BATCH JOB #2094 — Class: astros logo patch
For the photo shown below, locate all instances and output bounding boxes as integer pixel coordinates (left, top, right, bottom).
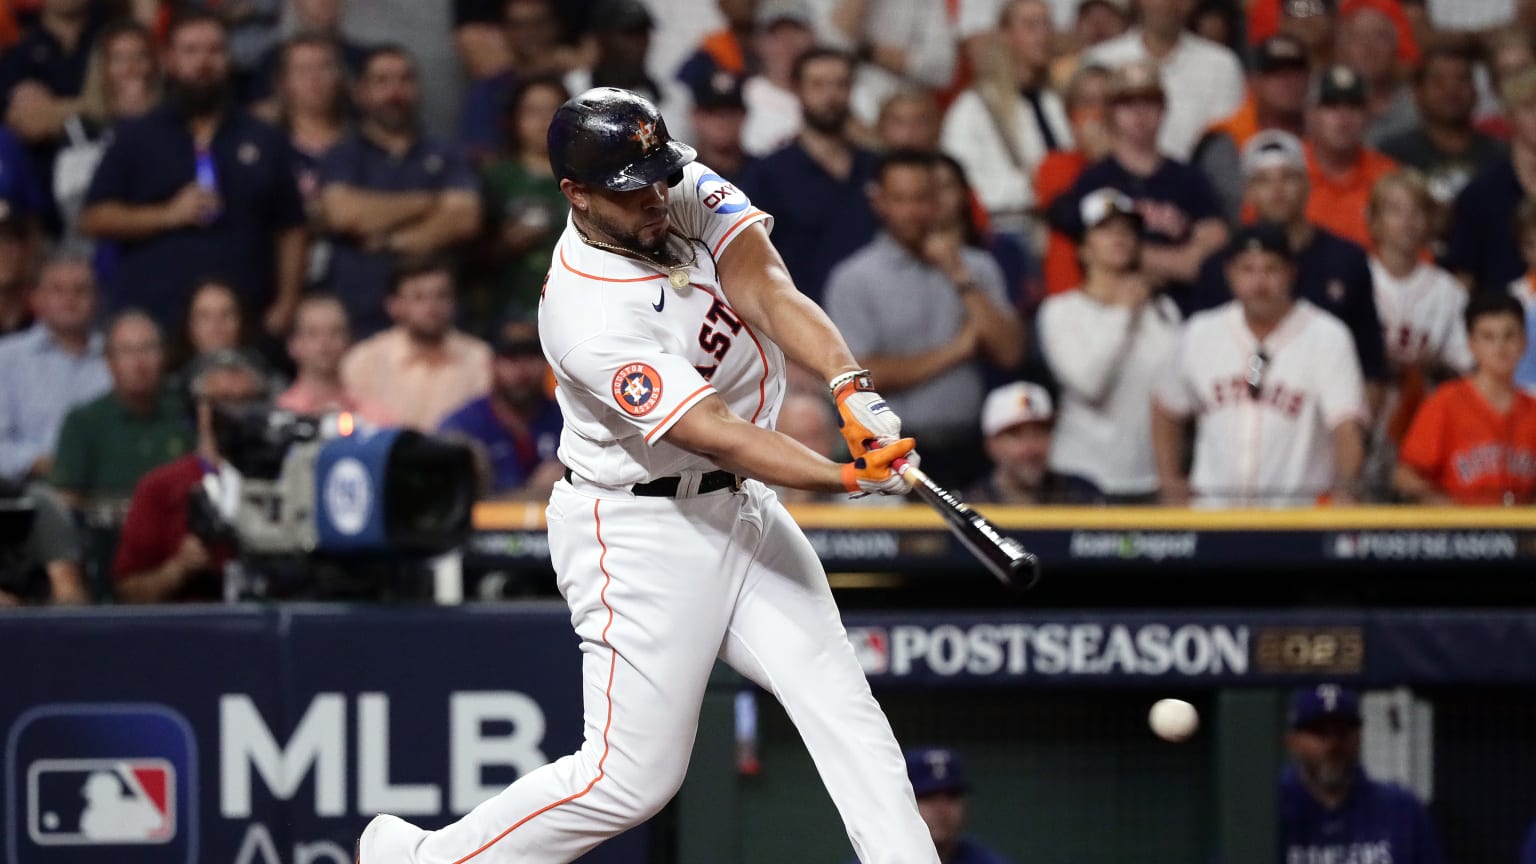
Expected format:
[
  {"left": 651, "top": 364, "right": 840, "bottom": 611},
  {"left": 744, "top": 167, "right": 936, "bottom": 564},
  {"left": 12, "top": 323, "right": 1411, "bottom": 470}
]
[
  {"left": 613, "top": 363, "right": 663, "bottom": 416},
  {"left": 632, "top": 121, "right": 658, "bottom": 153}
]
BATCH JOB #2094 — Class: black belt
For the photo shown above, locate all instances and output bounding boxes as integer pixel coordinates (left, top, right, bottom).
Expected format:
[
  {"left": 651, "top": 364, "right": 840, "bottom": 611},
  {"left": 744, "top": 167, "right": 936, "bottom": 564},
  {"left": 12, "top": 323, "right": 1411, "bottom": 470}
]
[{"left": 563, "top": 467, "right": 743, "bottom": 497}]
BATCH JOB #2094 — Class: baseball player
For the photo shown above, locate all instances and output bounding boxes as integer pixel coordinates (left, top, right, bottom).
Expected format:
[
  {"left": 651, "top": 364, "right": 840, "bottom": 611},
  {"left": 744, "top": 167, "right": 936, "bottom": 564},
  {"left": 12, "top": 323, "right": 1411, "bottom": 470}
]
[
  {"left": 1152, "top": 223, "right": 1368, "bottom": 507},
  {"left": 1280, "top": 685, "right": 1447, "bottom": 864},
  {"left": 357, "top": 89, "right": 939, "bottom": 863}
]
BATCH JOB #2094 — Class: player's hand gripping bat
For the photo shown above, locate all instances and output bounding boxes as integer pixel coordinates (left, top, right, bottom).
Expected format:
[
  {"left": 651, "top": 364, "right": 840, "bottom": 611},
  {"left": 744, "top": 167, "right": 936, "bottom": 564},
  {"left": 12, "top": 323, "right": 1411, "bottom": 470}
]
[{"left": 894, "top": 458, "right": 1041, "bottom": 591}]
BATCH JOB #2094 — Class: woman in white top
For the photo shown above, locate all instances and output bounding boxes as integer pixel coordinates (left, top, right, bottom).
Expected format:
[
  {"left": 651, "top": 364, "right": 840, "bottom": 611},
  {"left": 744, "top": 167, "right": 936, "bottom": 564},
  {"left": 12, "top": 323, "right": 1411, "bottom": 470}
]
[{"left": 1038, "top": 187, "right": 1180, "bottom": 501}]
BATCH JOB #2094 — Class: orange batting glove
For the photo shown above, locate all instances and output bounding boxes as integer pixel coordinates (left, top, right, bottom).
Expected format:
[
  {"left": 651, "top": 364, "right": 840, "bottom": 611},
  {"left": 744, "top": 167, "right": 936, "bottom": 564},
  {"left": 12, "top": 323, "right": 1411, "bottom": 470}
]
[
  {"left": 841, "top": 437, "right": 918, "bottom": 496},
  {"left": 831, "top": 369, "right": 902, "bottom": 458}
]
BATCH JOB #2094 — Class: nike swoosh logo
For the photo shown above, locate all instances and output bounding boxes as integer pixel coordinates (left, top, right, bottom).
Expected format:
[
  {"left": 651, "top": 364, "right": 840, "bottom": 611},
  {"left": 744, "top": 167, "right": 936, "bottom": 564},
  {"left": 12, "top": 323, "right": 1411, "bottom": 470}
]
[{"left": 652, "top": 286, "right": 665, "bottom": 312}]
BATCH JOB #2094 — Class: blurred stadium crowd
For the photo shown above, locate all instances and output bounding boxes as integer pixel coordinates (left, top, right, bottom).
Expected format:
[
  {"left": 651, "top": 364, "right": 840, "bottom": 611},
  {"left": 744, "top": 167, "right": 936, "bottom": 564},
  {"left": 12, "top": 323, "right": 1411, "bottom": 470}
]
[{"left": 2, "top": 0, "right": 1536, "bottom": 604}]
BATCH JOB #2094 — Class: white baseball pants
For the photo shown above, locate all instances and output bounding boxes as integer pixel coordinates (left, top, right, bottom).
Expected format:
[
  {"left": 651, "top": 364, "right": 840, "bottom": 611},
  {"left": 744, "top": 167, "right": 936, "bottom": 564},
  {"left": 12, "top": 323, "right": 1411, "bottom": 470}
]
[{"left": 411, "top": 477, "right": 938, "bottom": 864}]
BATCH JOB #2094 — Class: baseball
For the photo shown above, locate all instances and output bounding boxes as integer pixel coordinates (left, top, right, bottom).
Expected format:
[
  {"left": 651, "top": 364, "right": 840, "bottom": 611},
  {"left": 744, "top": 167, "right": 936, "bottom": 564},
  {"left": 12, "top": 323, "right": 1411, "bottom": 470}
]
[{"left": 1149, "top": 698, "right": 1199, "bottom": 742}]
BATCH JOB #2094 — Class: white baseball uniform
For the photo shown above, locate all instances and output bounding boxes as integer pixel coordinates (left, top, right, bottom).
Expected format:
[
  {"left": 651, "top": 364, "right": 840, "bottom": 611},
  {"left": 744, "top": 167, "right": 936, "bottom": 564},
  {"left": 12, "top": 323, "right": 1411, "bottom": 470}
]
[
  {"left": 1155, "top": 299, "right": 1368, "bottom": 506},
  {"left": 1369, "top": 258, "right": 1473, "bottom": 374},
  {"left": 402, "top": 162, "right": 938, "bottom": 863}
]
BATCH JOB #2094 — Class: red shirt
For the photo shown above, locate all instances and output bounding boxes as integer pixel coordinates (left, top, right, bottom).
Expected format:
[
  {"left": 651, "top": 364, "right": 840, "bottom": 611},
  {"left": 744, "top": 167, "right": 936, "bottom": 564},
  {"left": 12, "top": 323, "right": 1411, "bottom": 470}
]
[
  {"left": 1399, "top": 379, "right": 1536, "bottom": 505},
  {"left": 112, "top": 454, "right": 229, "bottom": 601}
]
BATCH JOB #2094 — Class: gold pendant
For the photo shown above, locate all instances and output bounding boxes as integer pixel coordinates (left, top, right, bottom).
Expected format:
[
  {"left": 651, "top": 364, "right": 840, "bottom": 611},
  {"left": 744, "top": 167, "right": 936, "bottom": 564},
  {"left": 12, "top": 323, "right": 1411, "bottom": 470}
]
[{"left": 668, "top": 269, "right": 689, "bottom": 289}]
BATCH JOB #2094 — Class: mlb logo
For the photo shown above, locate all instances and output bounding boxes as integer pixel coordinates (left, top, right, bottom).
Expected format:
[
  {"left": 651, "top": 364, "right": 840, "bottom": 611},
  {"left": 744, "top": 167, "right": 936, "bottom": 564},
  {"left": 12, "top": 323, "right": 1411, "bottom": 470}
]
[
  {"left": 28, "top": 759, "right": 176, "bottom": 845},
  {"left": 6, "top": 703, "right": 197, "bottom": 864},
  {"left": 846, "top": 627, "right": 890, "bottom": 676}
]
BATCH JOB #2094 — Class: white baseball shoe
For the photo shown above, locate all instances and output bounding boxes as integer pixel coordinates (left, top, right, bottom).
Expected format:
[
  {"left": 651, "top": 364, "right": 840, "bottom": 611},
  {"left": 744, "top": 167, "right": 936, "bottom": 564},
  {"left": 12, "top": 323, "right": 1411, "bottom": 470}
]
[{"left": 356, "top": 814, "right": 427, "bottom": 863}]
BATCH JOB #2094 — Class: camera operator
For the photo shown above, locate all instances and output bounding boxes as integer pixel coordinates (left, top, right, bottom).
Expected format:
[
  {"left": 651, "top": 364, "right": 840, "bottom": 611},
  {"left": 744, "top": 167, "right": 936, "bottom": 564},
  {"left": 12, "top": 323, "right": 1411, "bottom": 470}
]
[
  {"left": 0, "top": 481, "right": 89, "bottom": 606},
  {"left": 112, "top": 350, "right": 266, "bottom": 603}
]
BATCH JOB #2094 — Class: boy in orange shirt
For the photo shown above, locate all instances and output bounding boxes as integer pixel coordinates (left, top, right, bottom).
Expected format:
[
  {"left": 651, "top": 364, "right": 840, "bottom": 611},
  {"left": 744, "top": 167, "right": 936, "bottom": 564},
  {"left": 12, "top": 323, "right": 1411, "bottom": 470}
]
[{"left": 1396, "top": 293, "right": 1536, "bottom": 505}]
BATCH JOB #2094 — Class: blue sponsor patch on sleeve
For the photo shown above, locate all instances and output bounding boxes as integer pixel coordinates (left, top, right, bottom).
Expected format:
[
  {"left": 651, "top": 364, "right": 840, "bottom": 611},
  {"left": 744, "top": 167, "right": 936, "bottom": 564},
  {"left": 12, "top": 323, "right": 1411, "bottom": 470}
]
[{"left": 695, "top": 172, "right": 749, "bottom": 214}]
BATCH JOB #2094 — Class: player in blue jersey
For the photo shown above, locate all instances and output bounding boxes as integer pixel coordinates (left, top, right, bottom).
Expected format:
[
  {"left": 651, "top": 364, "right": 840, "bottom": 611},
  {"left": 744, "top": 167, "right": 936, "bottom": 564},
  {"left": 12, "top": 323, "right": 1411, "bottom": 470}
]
[{"left": 1280, "top": 684, "right": 1447, "bottom": 864}]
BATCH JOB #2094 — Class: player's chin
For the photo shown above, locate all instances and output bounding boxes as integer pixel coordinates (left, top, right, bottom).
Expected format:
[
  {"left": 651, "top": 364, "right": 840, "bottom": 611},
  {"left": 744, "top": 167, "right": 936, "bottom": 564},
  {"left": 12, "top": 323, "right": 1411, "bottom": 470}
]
[{"left": 637, "top": 216, "right": 669, "bottom": 243}]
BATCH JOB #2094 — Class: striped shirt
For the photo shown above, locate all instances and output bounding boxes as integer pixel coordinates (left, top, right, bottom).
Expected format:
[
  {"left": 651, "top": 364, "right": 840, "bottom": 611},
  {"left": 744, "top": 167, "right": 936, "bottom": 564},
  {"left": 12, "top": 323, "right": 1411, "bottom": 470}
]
[{"left": 0, "top": 324, "right": 110, "bottom": 481}]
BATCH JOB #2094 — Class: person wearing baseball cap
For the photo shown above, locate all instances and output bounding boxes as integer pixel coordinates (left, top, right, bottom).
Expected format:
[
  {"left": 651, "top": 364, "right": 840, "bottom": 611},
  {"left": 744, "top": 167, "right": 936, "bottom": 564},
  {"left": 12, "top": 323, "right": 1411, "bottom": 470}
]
[
  {"left": 1197, "top": 34, "right": 1312, "bottom": 221},
  {"left": 964, "top": 381, "right": 1061, "bottom": 504},
  {"left": 1304, "top": 64, "right": 1399, "bottom": 248},
  {"left": 1188, "top": 130, "right": 1390, "bottom": 392},
  {"left": 853, "top": 747, "right": 1011, "bottom": 864},
  {"left": 1154, "top": 219, "right": 1369, "bottom": 506},
  {"left": 1334, "top": 0, "right": 1419, "bottom": 145},
  {"left": 1048, "top": 59, "right": 1228, "bottom": 302},
  {"left": 1079, "top": 0, "right": 1246, "bottom": 162},
  {"left": 437, "top": 320, "right": 564, "bottom": 499},
  {"left": 1040, "top": 189, "right": 1181, "bottom": 503},
  {"left": 1281, "top": 684, "right": 1447, "bottom": 864},
  {"left": 688, "top": 71, "right": 754, "bottom": 183}
]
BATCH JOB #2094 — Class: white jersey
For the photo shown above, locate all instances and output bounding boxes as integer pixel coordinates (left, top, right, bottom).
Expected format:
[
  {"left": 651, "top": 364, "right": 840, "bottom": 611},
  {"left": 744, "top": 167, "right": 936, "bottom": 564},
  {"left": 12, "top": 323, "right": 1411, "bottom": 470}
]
[
  {"left": 539, "top": 161, "right": 782, "bottom": 487},
  {"left": 1370, "top": 258, "right": 1473, "bottom": 373},
  {"left": 1155, "top": 299, "right": 1368, "bottom": 506}
]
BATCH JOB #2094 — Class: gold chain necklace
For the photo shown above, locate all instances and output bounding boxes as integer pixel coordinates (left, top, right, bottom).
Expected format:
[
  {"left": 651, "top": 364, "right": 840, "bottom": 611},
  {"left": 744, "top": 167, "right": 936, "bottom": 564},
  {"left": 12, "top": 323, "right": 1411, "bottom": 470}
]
[{"left": 574, "top": 223, "right": 696, "bottom": 288}]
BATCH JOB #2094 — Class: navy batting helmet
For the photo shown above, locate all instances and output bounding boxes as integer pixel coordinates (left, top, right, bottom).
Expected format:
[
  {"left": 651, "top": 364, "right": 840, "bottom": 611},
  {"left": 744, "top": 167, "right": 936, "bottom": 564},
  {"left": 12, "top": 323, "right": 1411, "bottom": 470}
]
[{"left": 548, "top": 88, "right": 696, "bottom": 192}]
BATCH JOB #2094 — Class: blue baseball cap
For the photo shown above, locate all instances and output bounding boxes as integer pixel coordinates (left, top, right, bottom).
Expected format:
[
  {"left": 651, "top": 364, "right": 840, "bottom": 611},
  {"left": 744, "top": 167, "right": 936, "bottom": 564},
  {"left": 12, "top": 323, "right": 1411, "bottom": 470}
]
[
  {"left": 1289, "top": 684, "right": 1362, "bottom": 730},
  {"left": 906, "top": 747, "right": 969, "bottom": 797}
]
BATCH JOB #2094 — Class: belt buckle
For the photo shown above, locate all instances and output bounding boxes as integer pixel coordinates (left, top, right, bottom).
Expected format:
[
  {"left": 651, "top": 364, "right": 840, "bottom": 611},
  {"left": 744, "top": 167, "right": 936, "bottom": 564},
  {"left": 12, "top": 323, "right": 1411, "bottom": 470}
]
[{"left": 731, "top": 474, "right": 744, "bottom": 492}]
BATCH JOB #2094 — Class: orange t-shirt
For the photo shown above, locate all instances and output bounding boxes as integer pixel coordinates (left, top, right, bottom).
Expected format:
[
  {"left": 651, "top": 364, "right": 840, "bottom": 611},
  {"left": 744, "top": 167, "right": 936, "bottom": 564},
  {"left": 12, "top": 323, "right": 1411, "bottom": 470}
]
[
  {"left": 1248, "top": 0, "right": 1419, "bottom": 64},
  {"left": 1034, "top": 150, "right": 1087, "bottom": 296},
  {"left": 1398, "top": 378, "right": 1536, "bottom": 505},
  {"left": 1305, "top": 145, "right": 1397, "bottom": 250}
]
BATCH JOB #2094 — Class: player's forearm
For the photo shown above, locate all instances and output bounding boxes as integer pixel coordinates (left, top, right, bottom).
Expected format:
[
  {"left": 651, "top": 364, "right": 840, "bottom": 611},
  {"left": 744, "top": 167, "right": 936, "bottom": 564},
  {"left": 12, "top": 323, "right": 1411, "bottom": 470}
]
[
  {"left": 716, "top": 225, "right": 859, "bottom": 383},
  {"left": 666, "top": 396, "right": 849, "bottom": 494},
  {"left": 79, "top": 201, "right": 179, "bottom": 240}
]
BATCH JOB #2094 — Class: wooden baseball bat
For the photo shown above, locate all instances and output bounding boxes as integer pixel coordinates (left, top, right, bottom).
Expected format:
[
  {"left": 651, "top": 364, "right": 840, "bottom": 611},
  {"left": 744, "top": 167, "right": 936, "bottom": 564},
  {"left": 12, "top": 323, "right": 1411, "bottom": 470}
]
[{"left": 894, "top": 457, "right": 1041, "bottom": 591}]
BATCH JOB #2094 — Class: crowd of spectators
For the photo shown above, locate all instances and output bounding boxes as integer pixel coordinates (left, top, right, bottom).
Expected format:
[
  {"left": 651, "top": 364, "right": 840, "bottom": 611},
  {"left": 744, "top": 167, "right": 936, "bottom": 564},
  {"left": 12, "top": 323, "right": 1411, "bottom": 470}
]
[{"left": 3, "top": 0, "right": 1536, "bottom": 604}]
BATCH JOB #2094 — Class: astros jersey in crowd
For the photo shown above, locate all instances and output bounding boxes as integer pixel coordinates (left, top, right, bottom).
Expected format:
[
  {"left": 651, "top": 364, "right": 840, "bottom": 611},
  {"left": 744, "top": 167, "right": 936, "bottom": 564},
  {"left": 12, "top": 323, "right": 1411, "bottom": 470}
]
[
  {"left": 1155, "top": 299, "right": 1367, "bottom": 505},
  {"left": 540, "top": 161, "right": 781, "bottom": 486},
  {"left": 1397, "top": 379, "right": 1536, "bottom": 504}
]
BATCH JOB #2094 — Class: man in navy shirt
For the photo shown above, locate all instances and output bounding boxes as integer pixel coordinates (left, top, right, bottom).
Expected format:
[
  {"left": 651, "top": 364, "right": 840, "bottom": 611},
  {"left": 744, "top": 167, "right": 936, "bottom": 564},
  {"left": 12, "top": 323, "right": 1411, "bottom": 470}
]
[
  {"left": 0, "top": 0, "right": 99, "bottom": 186},
  {"left": 1190, "top": 131, "right": 1390, "bottom": 393},
  {"left": 1049, "top": 60, "right": 1229, "bottom": 301},
  {"left": 1281, "top": 684, "right": 1447, "bottom": 864},
  {"left": 80, "top": 11, "right": 307, "bottom": 336},
  {"left": 437, "top": 321, "right": 563, "bottom": 500},
  {"left": 316, "top": 45, "right": 480, "bottom": 338},
  {"left": 854, "top": 747, "right": 1011, "bottom": 864},
  {"left": 1445, "top": 65, "right": 1536, "bottom": 294},
  {"left": 739, "top": 48, "right": 879, "bottom": 307},
  {"left": 456, "top": 0, "right": 567, "bottom": 161}
]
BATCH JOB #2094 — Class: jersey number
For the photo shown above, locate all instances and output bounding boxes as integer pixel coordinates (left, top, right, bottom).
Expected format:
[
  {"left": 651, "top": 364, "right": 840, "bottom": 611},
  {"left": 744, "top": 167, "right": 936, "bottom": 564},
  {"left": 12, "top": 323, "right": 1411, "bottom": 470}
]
[{"left": 695, "top": 300, "right": 743, "bottom": 380}]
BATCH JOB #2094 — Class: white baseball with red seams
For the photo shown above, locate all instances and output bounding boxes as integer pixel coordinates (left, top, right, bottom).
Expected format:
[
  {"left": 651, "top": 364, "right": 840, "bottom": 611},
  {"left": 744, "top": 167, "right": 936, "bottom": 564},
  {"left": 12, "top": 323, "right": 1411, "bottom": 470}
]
[{"left": 356, "top": 161, "right": 939, "bottom": 863}]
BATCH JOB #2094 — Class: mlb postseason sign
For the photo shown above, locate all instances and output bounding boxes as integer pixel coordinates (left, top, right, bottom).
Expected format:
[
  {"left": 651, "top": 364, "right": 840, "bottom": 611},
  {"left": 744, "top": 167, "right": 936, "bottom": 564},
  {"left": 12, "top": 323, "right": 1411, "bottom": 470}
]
[
  {"left": 840, "top": 611, "right": 1536, "bottom": 686},
  {"left": 0, "top": 605, "right": 645, "bottom": 864}
]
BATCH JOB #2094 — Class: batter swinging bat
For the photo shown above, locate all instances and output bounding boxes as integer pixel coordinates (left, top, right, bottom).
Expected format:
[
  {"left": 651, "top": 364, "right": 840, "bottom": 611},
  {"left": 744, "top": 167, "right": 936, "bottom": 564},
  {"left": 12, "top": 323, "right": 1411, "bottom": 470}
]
[{"left": 894, "top": 458, "right": 1041, "bottom": 591}]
